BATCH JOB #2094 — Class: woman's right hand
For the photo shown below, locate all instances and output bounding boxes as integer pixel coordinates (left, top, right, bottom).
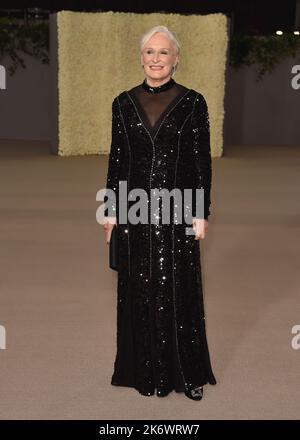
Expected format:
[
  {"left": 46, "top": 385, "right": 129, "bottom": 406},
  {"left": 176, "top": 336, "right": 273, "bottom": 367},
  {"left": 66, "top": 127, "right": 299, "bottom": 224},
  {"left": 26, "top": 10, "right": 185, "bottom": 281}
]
[{"left": 103, "top": 217, "right": 117, "bottom": 244}]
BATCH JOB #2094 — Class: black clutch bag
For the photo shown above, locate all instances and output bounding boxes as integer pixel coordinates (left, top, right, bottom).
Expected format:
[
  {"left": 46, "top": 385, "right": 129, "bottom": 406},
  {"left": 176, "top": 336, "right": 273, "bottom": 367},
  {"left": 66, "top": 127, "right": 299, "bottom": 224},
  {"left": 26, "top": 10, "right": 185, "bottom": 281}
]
[{"left": 109, "top": 225, "right": 118, "bottom": 271}]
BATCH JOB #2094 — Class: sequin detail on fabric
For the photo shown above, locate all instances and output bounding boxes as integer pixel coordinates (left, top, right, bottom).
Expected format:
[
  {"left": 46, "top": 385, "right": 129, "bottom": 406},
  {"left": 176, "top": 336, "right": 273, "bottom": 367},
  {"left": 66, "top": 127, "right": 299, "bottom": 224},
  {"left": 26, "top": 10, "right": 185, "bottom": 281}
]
[{"left": 105, "top": 82, "right": 216, "bottom": 399}]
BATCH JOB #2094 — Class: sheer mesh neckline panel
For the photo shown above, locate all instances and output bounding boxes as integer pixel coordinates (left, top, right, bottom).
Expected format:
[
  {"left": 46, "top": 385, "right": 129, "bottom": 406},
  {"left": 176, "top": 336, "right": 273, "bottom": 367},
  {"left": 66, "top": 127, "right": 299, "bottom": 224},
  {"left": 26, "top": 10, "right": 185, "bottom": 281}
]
[{"left": 129, "top": 82, "right": 189, "bottom": 133}]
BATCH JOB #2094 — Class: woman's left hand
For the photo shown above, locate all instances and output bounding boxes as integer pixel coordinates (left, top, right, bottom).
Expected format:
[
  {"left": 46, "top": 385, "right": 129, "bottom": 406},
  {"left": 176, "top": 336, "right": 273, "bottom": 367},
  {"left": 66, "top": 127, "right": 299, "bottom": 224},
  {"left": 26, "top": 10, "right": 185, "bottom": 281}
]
[{"left": 192, "top": 218, "right": 209, "bottom": 240}]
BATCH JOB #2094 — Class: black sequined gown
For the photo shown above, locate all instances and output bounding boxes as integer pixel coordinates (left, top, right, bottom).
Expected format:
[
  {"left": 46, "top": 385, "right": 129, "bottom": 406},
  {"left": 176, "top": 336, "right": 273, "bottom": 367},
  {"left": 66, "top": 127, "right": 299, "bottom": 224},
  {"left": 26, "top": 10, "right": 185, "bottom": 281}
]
[{"left": 105, "top": 77, "right": 217, "bottom": 397}]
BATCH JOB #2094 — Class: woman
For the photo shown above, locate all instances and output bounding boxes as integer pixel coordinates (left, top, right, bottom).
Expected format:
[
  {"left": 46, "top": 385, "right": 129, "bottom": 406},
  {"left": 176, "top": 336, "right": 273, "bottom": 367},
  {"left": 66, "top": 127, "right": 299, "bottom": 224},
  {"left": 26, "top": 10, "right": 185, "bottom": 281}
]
[{"left": 103, "top": 25, "right": 216, "bottom": 400}]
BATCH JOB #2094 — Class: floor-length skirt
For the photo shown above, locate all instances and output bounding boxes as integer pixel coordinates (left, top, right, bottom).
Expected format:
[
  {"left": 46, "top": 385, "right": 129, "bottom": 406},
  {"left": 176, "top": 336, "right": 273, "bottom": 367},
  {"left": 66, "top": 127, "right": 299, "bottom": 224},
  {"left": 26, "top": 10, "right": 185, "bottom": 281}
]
[{"left": 110, "top": 220, "right": 216, "bottom": 397}]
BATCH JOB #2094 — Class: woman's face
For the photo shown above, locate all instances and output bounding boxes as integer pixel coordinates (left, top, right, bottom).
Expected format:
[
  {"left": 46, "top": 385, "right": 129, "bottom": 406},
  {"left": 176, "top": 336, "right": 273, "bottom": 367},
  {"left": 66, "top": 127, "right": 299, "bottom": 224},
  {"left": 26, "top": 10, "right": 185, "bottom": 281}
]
[{"left": 141, "top": 32, "right": 179, "bottom": 82}]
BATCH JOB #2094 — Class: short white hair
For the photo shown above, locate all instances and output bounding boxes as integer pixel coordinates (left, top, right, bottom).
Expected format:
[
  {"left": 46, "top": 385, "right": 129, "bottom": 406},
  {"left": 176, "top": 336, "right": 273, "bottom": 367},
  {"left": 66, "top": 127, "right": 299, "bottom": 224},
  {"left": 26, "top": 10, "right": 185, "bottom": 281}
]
[{"left": 139, "top": 25, "right": 180, "bottom": 55}]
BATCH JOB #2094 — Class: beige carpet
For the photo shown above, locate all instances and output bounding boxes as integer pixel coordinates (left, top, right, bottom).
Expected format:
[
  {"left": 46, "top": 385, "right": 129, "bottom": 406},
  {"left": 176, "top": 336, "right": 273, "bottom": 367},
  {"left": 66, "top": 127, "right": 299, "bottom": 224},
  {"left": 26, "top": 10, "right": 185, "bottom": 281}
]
[{"left": 0, "top": 139, "right": 299, "bottom": 420}]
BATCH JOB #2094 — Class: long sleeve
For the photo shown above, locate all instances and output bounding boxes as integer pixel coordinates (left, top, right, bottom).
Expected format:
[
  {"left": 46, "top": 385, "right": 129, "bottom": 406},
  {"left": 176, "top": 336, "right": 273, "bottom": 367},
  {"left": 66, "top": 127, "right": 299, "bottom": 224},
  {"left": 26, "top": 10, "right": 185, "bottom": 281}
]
[
  {"left": 190, "top": 93, "right": 212, "bottom": 220},
  {"left": 104, "top": 96, "right": 125, "bottom": 220}
]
